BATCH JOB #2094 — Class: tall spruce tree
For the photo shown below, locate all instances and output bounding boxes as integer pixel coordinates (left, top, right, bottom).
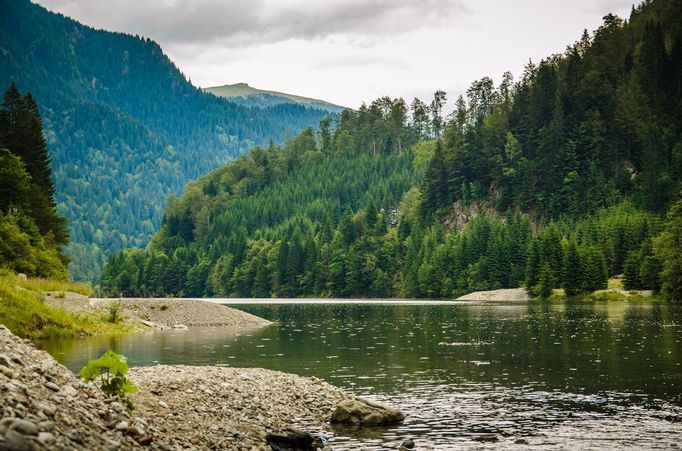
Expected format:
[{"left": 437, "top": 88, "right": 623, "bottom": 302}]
[{"left": 0, "top": 83, "right": 68, "bottom": 247}]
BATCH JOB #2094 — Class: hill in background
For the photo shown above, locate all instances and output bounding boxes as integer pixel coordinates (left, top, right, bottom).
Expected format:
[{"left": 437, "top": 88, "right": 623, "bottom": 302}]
[
  {"left": 205, "top": 83, "right": 346, "bottom": 113},
  {"left": 0, "top": 0, "right": 333, "bottom": 280}
]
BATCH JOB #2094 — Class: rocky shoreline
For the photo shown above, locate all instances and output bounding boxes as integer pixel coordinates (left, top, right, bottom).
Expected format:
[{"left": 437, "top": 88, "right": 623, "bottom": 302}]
[
  {"left": 128, "top": 365, "right": 350, "bottom": 450},
  {"left": 0, "top": 324, "right": 403, "bottom": 450}
]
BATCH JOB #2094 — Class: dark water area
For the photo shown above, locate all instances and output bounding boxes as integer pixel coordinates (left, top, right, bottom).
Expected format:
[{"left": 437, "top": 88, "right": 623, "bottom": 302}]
[{"left": 41, "top": 300, "right": 682, "bottom": 449}]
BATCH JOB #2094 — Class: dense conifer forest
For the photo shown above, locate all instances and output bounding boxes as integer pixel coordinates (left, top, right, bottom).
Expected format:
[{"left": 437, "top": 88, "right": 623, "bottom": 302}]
[
  {"left": 100, "top": 0, "right": 682, "bottom": 300},
  {"left": 0, "top": 84, "right": 69, "bottom": 279},
  {"left": 0, "top": 0, "right": 331, "bottom": 280}
]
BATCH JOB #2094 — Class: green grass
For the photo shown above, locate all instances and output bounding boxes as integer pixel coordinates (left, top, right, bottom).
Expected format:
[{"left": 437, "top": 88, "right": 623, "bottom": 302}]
[
  {"left": 0, "top": 273, "right": 128, "bottom": 340},
  {"left": 589, "top": 291, "right": 662, "bottom": 302},
  {"left": 1, "top": 271, "right": 92, "bottom": 296},
  {"left": 607, "top": 276, "right": 624, "bottom": 290}
]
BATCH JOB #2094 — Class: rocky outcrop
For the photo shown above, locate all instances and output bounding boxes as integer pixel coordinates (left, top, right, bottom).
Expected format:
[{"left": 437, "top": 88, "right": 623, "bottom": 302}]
[{"left": 330, "top": 398, "right": 404, "bottom": 427}]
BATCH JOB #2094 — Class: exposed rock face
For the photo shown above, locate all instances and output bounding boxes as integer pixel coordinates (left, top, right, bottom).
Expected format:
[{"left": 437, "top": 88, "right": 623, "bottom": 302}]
[{"left": 330, "top": 398, "right": 404, "bottom": 427}]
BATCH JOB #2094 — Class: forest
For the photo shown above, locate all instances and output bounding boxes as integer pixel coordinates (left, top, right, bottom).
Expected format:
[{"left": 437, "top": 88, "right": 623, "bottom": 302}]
[
  {"left": 0, "top": 0, "right": 330, "bottom": 281},
  {"left": 0, "top": 83, "right": 69, "bottom": 279},
  {"left": 100, "top": 0, "right": 682, "bottom": 300}
]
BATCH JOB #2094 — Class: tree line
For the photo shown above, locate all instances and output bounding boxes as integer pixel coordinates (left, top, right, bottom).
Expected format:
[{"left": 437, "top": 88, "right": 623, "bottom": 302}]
[{"left": 101, "top": 0, "right": 682, "bottom": 300}]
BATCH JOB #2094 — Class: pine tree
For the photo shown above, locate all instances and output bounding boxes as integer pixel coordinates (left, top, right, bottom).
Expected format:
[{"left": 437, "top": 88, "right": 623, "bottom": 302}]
[{"left": 0, "top": 84, "right": 68, "bottom": 246}]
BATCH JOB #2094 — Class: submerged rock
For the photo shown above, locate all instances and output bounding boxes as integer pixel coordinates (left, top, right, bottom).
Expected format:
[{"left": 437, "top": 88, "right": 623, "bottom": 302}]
[{"left": 330, "top": 398, "right": 404, "bottom": 427}]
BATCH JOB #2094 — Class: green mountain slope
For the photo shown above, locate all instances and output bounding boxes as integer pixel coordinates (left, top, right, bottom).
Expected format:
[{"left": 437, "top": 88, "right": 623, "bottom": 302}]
[
  {"left": 0, "top": 0, "right": 332, "bottom": 281},
  {"left": 102, "top": 0, "right": 682, "bottom": 300},
  {"left": 205, "top": 83, "right": 346, "bottom": 113}
]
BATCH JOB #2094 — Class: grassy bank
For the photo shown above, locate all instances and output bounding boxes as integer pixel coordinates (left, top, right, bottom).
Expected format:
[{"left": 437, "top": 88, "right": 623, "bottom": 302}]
[
  {"left": 547, "top": 277, "right": 663, "bottom": 302},
  {"left": 0, "top": 271, "right": 130, "bottom": 340}
]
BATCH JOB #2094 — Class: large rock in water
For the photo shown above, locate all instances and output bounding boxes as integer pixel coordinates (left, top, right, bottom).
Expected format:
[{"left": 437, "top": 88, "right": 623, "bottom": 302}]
[
  {"left": 265, "top": 428, "right": 315, "bottom": 451},
  {"left": 330, "top": 398, "right": 404, "bottom": 427}
]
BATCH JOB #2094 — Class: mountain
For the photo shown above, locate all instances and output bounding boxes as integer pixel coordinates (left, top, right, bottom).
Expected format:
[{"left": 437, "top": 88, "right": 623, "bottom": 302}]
[
  {"left": 101, "top": 0, "right": 682, "bottom": 300},
  {"left": 0, "top": 0, "right": 333, "bottom": 281},
  {"left": 205, "top": 83, "right": 346, "bottom": 113}
]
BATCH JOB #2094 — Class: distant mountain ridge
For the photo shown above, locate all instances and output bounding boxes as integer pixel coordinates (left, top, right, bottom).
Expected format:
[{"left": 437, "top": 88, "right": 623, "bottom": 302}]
[
  {"left": 205, "top": 83, "right": 346, "bottom": 113},
  {"left": 0, "top": 0, "right": 331, "bottom": 280}
]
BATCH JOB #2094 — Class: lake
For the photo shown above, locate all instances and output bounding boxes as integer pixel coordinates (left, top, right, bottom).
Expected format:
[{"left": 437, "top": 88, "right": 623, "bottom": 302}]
[{"left": 41, "top": 300, "right": 682, "bottom": 449}]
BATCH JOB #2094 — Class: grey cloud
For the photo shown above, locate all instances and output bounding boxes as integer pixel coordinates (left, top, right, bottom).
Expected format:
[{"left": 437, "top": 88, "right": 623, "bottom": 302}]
[{"left": 37, "top": 0, "right": 469, "bottom": 47}]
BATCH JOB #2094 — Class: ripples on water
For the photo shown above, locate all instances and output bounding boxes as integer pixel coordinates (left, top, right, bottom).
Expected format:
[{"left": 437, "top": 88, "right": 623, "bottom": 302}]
[{"left": 41, "top": 301, "right": 682, "bottom": 449}]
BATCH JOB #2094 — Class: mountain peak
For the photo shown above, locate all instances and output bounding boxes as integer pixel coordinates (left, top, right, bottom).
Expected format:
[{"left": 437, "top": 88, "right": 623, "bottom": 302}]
[{"left": 204, "top": 83, "right": 346, "bottom": 113}]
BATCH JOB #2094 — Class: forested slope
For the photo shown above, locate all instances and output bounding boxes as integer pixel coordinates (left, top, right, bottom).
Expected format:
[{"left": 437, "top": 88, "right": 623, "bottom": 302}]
[
  {"left": 101, "top": 0, "right": 682, "bottom": 300},
  {"left": 0, "top": 0, "right": 331, "bottom": 280}
]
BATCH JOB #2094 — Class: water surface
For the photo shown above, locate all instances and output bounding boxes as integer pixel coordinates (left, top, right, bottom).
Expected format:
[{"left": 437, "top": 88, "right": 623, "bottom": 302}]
[{"left": 42, "top": 300, "right": 682, "bottom": 449}]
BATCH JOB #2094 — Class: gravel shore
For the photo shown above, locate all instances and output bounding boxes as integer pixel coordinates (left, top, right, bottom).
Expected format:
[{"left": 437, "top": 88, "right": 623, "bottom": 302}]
[
  {"left": 103, "top": 298, "right": 273, "bottom": 328},
  {"left": 129, "top": 365, "right": 350, "bottom": 450},
  {"left": 0, "top": 325, "right": 353, "bottom": 450},
  {"left": 456, "top": 288, "right": 531, "bottom": 301},
  {"left": 48, "top": 295, "right": 274, "bottom": 329}
]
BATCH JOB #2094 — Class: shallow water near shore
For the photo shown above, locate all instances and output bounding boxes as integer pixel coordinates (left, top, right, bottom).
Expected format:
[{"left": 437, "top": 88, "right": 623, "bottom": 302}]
[{"left": 41, "top": 300, "right": 682, "bottom": 449}]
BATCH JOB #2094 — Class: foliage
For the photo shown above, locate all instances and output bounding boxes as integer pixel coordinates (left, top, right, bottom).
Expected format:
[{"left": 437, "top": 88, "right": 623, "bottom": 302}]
[
  {"left": 0, "top": 0, "right": 331, "bottom": 280},
  {"left": 420, "top": 2, "right": 682, "bottom": 219},
  {"left": 5, "top": 271, "right": 92, "bottom": 296},
  {"left": 102, "top": 0, "right": 682, "bottom": 301},
  {"left": 654, "top": 193, "right": 682, "bottom": 300},
  {"left": 79, "top": 350, "right": 137, "bottom": 411},
  {"left": 0, "top": 83, "right": 70, "bottom": 279},
  {"left": 0, "top": 272, "right": 123, "bottom": 340},
  {"left": 106, "top": 300, "right": 124, "bottom": 324}
]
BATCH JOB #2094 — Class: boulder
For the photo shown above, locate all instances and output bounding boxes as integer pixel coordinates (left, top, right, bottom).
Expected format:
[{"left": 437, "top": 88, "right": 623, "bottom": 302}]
[
  {"left": 330, "top": 398, "right": 404, "bottom": 427},
  {"left": 265, "top": 428, "right": 315, "bottom": 451}
]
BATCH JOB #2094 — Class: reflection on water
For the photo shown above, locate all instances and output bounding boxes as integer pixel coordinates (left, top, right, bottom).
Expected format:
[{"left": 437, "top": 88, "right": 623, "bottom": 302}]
[{"left": 40, "top": 300, "right": 682, "bottom": 449}]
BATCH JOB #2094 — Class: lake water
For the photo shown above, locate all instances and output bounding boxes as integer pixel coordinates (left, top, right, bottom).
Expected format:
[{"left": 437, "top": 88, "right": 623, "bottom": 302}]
[{"left": 42, "top": 300, "right": 682, "bottom": 449}]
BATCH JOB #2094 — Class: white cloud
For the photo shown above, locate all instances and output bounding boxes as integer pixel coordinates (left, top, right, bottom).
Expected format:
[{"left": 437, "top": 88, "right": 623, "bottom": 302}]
[
  {"left": 34, "top": 0, "right": 634, "bottom": 109},
  {"left": 37, "top": 0, "right": 469, "bottom": 47}
]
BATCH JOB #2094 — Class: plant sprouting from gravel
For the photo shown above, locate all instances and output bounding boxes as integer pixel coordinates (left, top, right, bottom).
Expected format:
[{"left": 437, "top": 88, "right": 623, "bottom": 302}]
[
  {"left": 80, "top": 350, "right": 137, "bottom": 411},
  {"left": 106, "top": 299, "right": 123, "bottom": 323}
]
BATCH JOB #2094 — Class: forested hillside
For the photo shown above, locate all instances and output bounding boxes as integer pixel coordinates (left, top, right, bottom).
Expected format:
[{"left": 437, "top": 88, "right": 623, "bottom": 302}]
[
  {"left": 101, "top": 0, "right": 682, "bottom": 300},
  {"left": 0, "top": 0, "right": 331, "bottom": 280},
  {"left": 0, "top": 84, "right": 69, "bottom": 279}
]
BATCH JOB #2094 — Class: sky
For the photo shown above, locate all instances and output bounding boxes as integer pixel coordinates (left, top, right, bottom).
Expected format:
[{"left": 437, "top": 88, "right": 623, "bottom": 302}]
[{"left": 35, "top": 0, "right": 634, "bottom": 109}]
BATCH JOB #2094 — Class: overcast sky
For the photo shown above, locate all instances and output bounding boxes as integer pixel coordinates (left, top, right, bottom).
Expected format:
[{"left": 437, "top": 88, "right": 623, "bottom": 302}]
[{"left": 35, "top": 0, "right": 634, "bottom": 109}]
